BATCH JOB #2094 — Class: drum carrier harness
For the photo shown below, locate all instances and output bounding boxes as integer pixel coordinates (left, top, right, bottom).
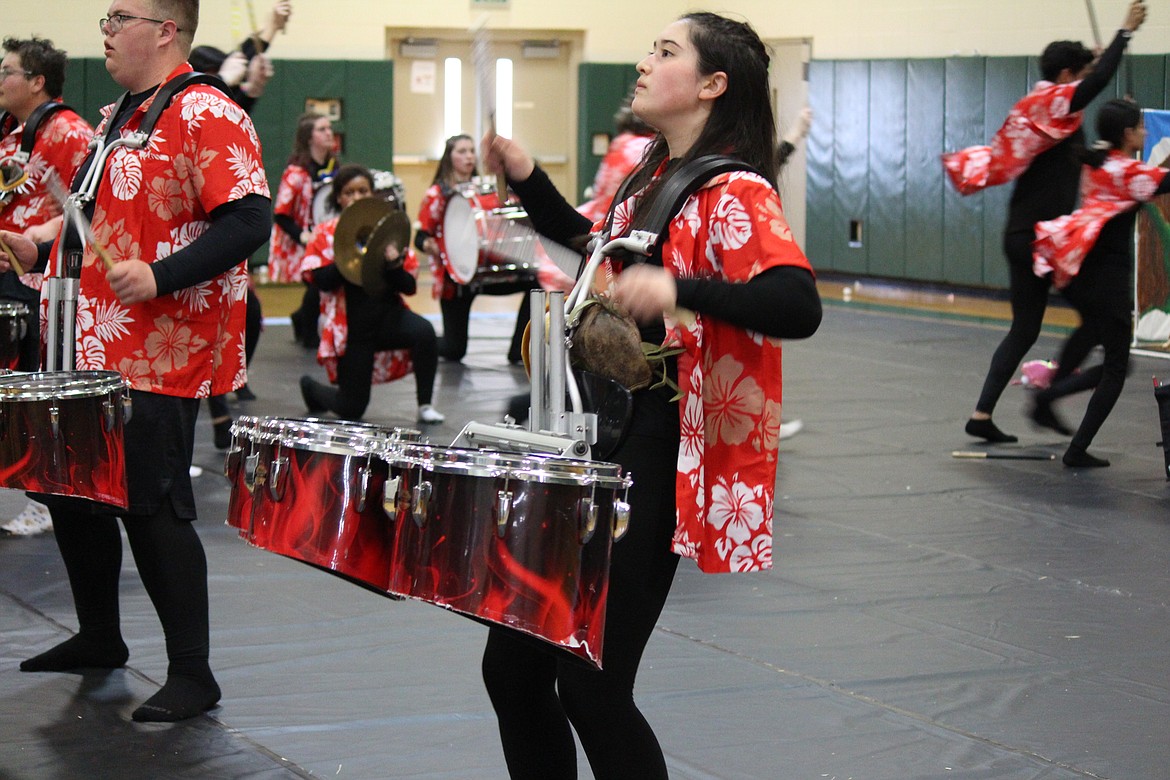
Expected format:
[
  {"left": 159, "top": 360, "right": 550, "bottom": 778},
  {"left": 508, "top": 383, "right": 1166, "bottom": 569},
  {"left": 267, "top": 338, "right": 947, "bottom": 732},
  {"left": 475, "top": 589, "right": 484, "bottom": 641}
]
[
  {"left": 0, "top": 101, "right": 74, "bottom": 208},
  {"left": 44, "top": 72, "right": 231, "bottom": 372}
]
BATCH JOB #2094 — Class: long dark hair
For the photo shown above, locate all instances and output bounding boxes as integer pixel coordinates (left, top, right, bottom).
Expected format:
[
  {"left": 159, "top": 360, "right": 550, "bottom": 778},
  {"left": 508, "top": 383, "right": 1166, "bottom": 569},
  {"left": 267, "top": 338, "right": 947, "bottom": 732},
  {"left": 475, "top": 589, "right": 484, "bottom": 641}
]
[
  {"left": 328, "top": 163, "right": 374, "bottom": 212},
  {"left": 287, "top": 112, "right": 331, "bottom": 169},
  {"left": 431, "top": 134, "right": 478, "bottom": 189},
  {"left": 1081, "top": 99, "right": 1142, "bottom": 168},
  {"left": 623, "top": 12, "right": 778, "bottom": 228}
]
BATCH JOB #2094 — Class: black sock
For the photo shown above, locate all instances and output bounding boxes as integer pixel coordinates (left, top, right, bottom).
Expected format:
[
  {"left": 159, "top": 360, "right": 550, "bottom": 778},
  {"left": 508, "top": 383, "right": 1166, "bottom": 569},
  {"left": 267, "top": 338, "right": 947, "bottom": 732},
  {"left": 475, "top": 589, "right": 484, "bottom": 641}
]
[
  {"left": 131, "top": 671, "right": 221, "bottom": 722},
  {"left": 1030, "top": 399, "right": 1073, "bottom": 435},
  {"left": 21, "top": 632, "right": 129, "bottom": 672},
  {"left": 1063, "top": 447, "right": 1110, "bottom": 468},
  {"left": 965, "top": 417, "right": 1018, "bottom": 443}
]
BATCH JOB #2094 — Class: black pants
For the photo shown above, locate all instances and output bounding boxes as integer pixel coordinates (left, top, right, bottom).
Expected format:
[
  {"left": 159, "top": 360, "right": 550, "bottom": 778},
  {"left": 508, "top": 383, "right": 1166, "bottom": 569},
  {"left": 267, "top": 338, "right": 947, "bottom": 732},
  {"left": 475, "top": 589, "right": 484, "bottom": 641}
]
[
  {"left": 331, "top": 306, "right": 438, "bottom": 420},
  {"left": 975, "top": 231, "right": 1054, "bottom": 414},
  {"left": 481, "top": 388, "right": 680, "bottom": 780},
  {"left": 438, "top": 279, "right": 535, "bottom": 362},
  {"left": 1038, "top": 254, "right": 1133, "bottom": 451}
]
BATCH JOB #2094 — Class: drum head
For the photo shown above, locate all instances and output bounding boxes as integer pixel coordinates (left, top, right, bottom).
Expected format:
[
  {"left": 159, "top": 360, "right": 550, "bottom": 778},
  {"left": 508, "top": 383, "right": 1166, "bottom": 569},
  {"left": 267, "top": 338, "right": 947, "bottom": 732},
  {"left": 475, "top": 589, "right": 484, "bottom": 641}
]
[
  {"left": 442, "top": 193, "right": 481, "bottom": 285},
  {"left": 312, "top": 182, "right": 337, "bottom": 227}
]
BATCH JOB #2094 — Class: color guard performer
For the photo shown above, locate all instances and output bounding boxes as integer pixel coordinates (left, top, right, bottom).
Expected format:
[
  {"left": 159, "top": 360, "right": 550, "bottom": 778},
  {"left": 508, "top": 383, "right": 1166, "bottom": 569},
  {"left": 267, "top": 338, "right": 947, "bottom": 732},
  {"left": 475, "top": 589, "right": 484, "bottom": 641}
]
[{"left": 947, "top": 0, "right": 1146, "bottom": 444}]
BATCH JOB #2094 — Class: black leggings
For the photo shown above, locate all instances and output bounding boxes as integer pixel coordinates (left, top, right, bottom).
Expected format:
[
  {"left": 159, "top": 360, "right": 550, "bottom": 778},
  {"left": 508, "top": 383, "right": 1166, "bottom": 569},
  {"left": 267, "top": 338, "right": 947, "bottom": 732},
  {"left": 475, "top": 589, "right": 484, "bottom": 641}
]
[
  {"left": 482, "top": 397, "right": 681, "bottom": 780},
  {"left": 975, "top": 232, "right": 1054, "bottom": 414},
  {"left": 332, "top": 306, "right": 438, "bottom": 419},
  {"left": 1038, "top": 255, "right": 1132, "bottom": 451},
  {"left": 438, "top": 280, "right": 534, "bottom": 362},
  {"left": 207, "top": 288, "right": 263, "bottom": 419},
  {"left": 47, "top": 497, "right": 211, "bottom": 676}
]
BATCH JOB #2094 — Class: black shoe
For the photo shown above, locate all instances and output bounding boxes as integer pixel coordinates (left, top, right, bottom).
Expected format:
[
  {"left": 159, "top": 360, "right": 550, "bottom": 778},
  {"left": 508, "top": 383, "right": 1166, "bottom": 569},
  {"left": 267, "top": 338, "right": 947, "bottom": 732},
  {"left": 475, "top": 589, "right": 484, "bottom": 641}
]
[
  {"left": 1030, "top": 399, "right": 1073, "bottom": 436},
  {"left": 299, "top": 375, "right": 327, "bottom": 414},
  {"left": 965, "top": 417, "right": 1018, "bottom": 443},
  {"left": 234, "top": 384, "right": 256, "bottom": 401},
  {"left": 1063, "top": 447, "right": 1110, "bottom": 468}
]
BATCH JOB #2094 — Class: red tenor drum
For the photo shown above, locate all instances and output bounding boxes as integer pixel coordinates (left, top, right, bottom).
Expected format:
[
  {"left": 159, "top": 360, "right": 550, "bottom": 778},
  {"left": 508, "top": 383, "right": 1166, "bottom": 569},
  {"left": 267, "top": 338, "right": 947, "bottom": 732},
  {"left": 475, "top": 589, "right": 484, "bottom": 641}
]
[
  {"left": 385, "top": 445, "right": 631, "bottom": 669},
  {"left": 0, "top": 370, "right": 131, "bottom": 508},
  {"left": 442, "top": 181, "right": 541, "bottom": 288},
  {"left": 0, "top": 302, "right": 29, "bottom": 371},
  {"left": 225, "top": 416, "right": 421, "bottom": 594}
]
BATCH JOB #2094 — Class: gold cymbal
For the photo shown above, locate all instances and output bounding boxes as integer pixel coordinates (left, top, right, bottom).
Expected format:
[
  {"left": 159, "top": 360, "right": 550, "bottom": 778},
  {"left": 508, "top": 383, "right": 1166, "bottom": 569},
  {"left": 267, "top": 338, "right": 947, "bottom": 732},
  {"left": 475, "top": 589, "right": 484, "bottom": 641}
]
[
  {"left": 362, "top": 210, "right": 412, "bottom": 297},
  {"left": 333, "top": 198, "right": 401, "bottom": 288}
]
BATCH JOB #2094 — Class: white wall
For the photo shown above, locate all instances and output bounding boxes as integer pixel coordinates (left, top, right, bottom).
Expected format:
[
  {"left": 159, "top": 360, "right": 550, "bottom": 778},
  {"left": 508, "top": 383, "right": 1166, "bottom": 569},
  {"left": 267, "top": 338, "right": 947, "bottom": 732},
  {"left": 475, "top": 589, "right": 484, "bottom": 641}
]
[{"left": 10, "top": 0, "right": 1168, "bottom": 62}]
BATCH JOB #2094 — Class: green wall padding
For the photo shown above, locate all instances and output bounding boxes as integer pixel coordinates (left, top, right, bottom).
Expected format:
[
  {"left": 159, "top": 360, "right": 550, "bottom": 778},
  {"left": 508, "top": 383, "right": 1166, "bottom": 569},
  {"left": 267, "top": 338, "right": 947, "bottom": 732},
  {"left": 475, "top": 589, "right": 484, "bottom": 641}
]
[
  {"left": 577, "top": 62, "right": 639, "bottom": 206},
  {"left": 809, "top": 53, "right": 1170, "bottom": 290}
]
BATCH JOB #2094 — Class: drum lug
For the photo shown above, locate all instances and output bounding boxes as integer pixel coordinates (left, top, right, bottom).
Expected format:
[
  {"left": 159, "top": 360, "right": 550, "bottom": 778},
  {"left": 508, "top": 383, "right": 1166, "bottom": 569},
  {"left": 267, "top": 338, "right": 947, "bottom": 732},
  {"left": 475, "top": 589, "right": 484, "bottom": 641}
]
[
  {"left": 382, "top": 475, "right": 401, "bottom": 518},
  {"left": 50, "top": 403, "right": 60, "bottom": 439},
  {"left": 122, "top": 394, "right": 133, "bottom": 424},
  {"left": 355, "top": 463, "right": 371, "bottom": 513},
  {"left": 102, "top": 396, "right": 116, "bottom": 432},
  {"left": 244, "top": 452, "right": 259, "bottom": 493},
  {"left": 495, "top": 490, "right": 513, "bottom": 538},
  {"left": 578, "top": 497, "right": 598, "bottom": 545},
  {"left": 612, "top": 499, "right": 631, "bottom": 541},
  {"left": 267, "top": 456, "right": 288, "bottom": 502},
  {"left": 411, "top": 480, "right": 433, "bottom": 528}
]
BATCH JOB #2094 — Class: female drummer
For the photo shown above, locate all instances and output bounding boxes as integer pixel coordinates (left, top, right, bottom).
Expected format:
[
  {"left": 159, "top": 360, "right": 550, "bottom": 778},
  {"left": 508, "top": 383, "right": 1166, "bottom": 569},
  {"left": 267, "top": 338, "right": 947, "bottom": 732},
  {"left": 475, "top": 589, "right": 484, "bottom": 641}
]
[
  {"left": 298, "top": 164, "right": 444, "bottom": 424},
  {"left": 270, "top": 112, "right": 337, "bottom": 346},
  {"left": 478, "top": 12, "right": 822, "bottom": 778},
  {"left": 414, "top": 134, "right": 531, "bottom": 362},
  {"left": 1031, "top": 99, "right": 1170, "bottom": 467}
]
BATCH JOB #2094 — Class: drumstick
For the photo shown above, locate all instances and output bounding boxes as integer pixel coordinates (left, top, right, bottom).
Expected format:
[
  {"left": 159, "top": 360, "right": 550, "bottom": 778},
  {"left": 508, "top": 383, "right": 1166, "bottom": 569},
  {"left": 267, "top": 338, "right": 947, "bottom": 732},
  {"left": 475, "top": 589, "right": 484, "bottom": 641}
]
[
  {"left": 244, "top": 0, "right": 265, "bottom": 58},
  {"left": 0, "top": 233, "right": 24, "bottom": 276},
  {"left": 952, "top": 451, "right": 1056, "bottom": 461},
  {"left": 471, "top": 17, "right": 495, "bottom": 137},
  {"left": 43, "top": 172, "right": 116, "bottom": 273},
  {"left": 1084, "top": 0, "right": 1103, "bottom": 48}
]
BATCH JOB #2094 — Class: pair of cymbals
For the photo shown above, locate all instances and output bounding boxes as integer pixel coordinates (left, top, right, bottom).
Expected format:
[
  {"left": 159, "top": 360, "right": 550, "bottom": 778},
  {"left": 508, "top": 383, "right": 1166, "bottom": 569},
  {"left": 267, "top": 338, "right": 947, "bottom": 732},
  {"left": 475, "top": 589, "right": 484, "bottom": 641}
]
[{"left": 333, "top": 198, "right": 411, "bottom": 297}]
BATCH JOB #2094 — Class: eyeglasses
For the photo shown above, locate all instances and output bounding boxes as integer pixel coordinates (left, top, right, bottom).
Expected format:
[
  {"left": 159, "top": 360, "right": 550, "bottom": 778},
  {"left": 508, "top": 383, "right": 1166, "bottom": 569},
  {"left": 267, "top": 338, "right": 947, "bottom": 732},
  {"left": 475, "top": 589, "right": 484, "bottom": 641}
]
[
  {"left": 98, "top": 13, "right": 177, "bottom": 35},
  {"left": 0, "top": 67, "right": 33, "bottom": 81}
]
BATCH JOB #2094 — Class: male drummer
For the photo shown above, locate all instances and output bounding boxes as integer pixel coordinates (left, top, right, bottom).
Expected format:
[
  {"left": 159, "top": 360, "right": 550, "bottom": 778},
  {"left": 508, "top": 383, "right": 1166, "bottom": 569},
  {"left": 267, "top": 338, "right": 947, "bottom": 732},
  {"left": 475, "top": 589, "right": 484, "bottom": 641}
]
[
  {"left": 0, "top": 0, "right": 271, "bottom": 722},
  {"left": 0, "top": 37, "right": 93, "bottom": 537}
]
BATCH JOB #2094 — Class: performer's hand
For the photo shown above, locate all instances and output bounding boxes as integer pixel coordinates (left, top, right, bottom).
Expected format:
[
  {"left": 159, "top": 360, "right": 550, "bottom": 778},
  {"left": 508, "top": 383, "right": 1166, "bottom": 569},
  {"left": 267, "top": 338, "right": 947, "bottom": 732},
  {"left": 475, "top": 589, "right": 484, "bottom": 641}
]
[
  {"left": 271, "top": 0, "right": 292, "bottom": 33},
  {"left": 23, "top": 217, "right": 61, "bottom": 244},
  {"left": 218, "top": 52, "right": 249, "bottom": 87},
  {"left": 0, "top": 230, "right": 37, "bottom": 274},
  {"left": 384, "top": 242, "right": 401, "bottom": 264},
  {"left": 241, "top": 54, "right": 274, "bottom": 98},
  {"left": 1123, "top": 0, "right": 1147, "bottom": 32},
  {"left": 783, "top": 107, "right": 813, "bottom": 147},
  {"left": 481, "top": 130, "right": 535, "bottom": 183},
  {"left": 612, "top": 265, "right": 677, "bottom": 323},
  {"left": 422, "top": 237, "right": 439, "bottom": 256},
  {"left": 300, "top": 229, "right": 315, "bottom": 246},
  {"left": 106, "top": 259, "right": 158, "bottom": 304}
]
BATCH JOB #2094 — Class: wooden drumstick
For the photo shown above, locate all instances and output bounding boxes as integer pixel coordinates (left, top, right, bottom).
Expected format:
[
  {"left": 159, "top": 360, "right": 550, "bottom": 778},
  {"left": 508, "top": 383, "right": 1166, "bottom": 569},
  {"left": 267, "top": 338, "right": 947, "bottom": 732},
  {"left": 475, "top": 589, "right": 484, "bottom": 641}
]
[
  {"left": 0, "top": 233, "right": 24, "bottom": 276},
  {"left": 244, "top": 0, "right": 265, "bottom": 59}
]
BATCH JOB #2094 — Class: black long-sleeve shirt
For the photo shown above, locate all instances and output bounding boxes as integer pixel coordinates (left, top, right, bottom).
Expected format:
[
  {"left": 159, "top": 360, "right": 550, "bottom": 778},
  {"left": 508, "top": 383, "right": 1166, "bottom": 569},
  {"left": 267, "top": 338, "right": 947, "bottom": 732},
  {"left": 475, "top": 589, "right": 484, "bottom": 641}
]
[{"left": 509, "top": 165, "right": 822, "bottom": 342}]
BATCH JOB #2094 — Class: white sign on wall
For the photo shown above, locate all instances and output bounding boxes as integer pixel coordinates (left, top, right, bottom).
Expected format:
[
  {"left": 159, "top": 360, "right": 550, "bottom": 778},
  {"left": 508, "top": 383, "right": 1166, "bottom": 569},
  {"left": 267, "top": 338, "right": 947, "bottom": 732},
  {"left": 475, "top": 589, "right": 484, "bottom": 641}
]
[{"left": 411, "top": 61, "right": 437, "bottom": 95}]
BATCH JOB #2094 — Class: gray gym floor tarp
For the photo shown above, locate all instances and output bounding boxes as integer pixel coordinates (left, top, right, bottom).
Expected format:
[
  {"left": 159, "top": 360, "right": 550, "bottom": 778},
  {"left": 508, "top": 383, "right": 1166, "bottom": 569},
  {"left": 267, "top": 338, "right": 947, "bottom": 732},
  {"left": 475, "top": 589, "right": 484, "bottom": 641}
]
[{"left": 3, "top": 300, "right": 1168, "bottom": 779}]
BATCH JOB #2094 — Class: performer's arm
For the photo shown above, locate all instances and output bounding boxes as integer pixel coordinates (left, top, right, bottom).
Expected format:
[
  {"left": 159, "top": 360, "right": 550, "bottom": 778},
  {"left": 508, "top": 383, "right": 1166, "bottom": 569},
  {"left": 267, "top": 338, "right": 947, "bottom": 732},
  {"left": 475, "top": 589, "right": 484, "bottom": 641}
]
[
  {"left": 1070, "top": 32, "right": 1131, "bottom": 112},
  {"left": 508, "top": 165, "right": 594, "bottom": 246},
  {"left": 675, "top": 266, "right": 822, "bottom": 339},
  {"left": 274, "top": 213, "right": 305, "bottom": 244},
  {"left": 150, "top": 194, "right": 272, "bottom": 295},
  {"left": 305, "top": 262, "right": 343, "bottom": 292}
]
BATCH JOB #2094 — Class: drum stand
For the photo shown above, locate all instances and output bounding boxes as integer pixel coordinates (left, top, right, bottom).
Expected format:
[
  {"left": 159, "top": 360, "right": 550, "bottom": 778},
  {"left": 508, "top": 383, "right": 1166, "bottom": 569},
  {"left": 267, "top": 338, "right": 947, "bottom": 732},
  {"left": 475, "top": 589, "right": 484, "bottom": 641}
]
[
  {"left": 453, "top": 288, "right": 598, "bottom": 458},
  {"left": 451, "top": 232, "right": 658, "bottom": 460}
]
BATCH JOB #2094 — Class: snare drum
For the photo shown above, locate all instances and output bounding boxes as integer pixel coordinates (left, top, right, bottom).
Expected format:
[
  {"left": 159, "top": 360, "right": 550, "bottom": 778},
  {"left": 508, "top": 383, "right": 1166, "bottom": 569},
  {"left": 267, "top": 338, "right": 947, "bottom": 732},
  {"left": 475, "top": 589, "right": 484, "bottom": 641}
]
[
  {"left": 0, "top": 370, "right": 131, "bottom": 508},
  {"left": 226, "top": 416, "right": 421, "bottom": 594},
  {"left": 442, "top": 184, "right": 541, "bottom": 287},
  {"left": 385, "top": 445, "right": 631, "bottom": 668},
  {"left": 0, "top": 302, "right": 29, "bottom": 371}
]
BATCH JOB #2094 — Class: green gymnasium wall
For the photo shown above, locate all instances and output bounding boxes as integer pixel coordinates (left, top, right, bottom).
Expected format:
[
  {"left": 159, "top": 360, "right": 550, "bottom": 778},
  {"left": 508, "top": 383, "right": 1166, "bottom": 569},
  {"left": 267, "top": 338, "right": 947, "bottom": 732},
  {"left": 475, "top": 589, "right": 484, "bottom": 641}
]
[
  {"left": 807, "top": 54, "right": 1170, "bottom": 289},
  {"left": 577, "top": 63, "right": 639, "bottom": 203},
  {"left": 61, "top": 58, "right": 395, "bottom": 265}
]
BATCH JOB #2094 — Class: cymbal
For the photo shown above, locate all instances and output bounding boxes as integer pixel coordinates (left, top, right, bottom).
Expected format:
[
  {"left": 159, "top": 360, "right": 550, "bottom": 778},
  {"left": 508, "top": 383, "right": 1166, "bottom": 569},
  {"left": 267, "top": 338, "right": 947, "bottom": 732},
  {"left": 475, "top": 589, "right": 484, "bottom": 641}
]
[
  {"left": 333, "top": 198, "right": 401, "bottom": 289},
  {"left": 362, "top": 210, "right": 412, "bottom": 297}
]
